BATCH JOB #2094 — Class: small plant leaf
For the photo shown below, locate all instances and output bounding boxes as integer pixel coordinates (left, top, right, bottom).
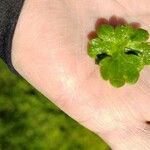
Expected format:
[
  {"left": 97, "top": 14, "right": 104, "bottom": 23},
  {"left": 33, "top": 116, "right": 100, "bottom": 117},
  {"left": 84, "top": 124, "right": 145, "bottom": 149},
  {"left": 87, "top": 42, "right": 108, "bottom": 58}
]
[
  {"left": 127, "top": 42, "right": 150, "bottom": 64},
  {"left": 88, "top": 24, "right": 150, "bottom": 87},
  {"left": 131, "top": 28, "right": 149, "bottom": 42},
  {"left": 88, "top": 39, "right": 113, "bottom": 58},
  {"left": 100, "top": 53, "right": 142, "bottom": 87},
  {"left": 97, "top": 24, "right": 115, "bottom": 41},
  {"left": 114, "top": 25, "right": 134, "bottom": 41}
]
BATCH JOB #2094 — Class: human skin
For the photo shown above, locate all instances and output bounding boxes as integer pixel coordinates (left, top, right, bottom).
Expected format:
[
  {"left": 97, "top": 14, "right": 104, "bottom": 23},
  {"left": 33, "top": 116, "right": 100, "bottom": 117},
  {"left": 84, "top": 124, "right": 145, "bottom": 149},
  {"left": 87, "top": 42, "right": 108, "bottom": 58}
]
[{"left": 11, "top": 0, "right": 150, "bottom": 149}]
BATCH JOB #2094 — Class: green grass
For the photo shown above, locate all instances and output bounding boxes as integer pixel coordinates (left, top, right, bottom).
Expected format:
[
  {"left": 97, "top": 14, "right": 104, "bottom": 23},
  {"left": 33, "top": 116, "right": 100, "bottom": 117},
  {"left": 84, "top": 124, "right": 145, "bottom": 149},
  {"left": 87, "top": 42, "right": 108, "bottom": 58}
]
[{"left": 0, "top": 60, "right": 110, "bottom": 150}]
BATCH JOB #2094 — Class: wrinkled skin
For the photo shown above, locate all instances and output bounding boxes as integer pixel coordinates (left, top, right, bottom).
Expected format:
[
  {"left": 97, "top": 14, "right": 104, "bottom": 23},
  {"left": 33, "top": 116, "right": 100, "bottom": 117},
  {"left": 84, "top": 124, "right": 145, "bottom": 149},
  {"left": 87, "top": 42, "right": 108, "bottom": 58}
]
[{"left": 12, "top": 0, "right": 150, "bottom": 149}]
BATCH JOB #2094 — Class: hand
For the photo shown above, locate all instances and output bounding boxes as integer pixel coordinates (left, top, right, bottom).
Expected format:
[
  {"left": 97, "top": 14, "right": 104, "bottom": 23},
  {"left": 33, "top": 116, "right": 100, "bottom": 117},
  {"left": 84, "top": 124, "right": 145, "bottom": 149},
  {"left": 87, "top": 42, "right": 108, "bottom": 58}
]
[{"left": 12, "top": 0, "right": 150, "bottom": 149}]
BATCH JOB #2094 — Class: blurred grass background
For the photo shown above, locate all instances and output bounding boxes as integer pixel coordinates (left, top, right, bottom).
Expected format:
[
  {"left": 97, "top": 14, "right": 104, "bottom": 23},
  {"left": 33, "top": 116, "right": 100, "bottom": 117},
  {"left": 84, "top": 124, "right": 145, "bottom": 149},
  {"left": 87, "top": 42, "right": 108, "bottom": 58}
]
[{"left": 0, "top": 60, "right": 110, "bottom": 150}]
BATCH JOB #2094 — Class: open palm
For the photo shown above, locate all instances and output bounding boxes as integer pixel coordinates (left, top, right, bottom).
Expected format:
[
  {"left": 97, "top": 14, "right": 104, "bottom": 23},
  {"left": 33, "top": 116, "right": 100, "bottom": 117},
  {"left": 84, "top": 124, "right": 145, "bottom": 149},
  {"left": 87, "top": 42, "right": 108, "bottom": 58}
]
[{"left": 12, "top": 0, "right": 150, "bottom": 149}]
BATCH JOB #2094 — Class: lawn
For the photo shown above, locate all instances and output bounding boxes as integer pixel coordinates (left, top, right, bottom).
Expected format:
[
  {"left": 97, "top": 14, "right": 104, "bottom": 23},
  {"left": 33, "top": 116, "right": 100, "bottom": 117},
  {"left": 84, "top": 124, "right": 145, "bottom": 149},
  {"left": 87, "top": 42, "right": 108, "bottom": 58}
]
[{"left": 0, "top": 60, "right": 110, "bottom": 150}]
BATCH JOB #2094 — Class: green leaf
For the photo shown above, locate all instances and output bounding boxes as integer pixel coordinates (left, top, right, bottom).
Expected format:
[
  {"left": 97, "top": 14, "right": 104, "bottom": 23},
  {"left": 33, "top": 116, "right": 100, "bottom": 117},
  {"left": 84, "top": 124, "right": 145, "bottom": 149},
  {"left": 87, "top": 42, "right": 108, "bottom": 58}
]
[
  {"left": 127, "top": 42, "right": 150, "bottom": 64},
  {"left": 123, "top": 54, "right": 142, "bottom": 83},
  {"left": 130, "top": 28, "right": 149, "bottom": 41},
  {"left": 100, "top": 53, "right": 142, "bottom": 87},
  {"left": 100, "top": 57, "right": 112, "bottom": 80},
  {"left": 124, "top": 64, "right": 139, "bottom": 84},
  {"left": 88, "top": 38, "right": 112, "bottom": 58},
  {"left": 97, "top": 24, "right": 115, "bottom": 41},
  {"left": 114, "top": 25, "right": 134, "bottom": 41},
  {"left": 88, "top": 24, "right": 150, "bottom": 87},
  {"left": 110, "top": 77, "right": 125, "bottom": 88},
  {"left": 104, "top": 56, "right": 125, "bottom": 87}
]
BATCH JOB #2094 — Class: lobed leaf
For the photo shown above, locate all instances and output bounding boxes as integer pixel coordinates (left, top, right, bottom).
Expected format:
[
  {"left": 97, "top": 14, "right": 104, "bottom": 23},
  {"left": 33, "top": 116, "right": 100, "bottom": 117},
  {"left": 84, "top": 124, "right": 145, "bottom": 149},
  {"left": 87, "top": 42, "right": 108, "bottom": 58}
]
[
  {"left": 100, "top": 53, "right": 142, "bottom": 87},
  {"left": 88, "top": 38, "right": 113, "bottom": 58},
  {"left": 127, "top": 42, "right": 150, "bottom": 64},
  {"left": 88, "top": 24, "right": 150, "bottom": 87},
  {"left": 114, "top": 25, "right": 134, "bottom": 41},
  {"left": 100, "top": 57, "right": 112, "bottom": 80},
  {"left": 97, "top": 24, "right": 115, "bottom": 41},
  {"left": 130, "top": 28, "right": 149, "bottom": 42}
]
